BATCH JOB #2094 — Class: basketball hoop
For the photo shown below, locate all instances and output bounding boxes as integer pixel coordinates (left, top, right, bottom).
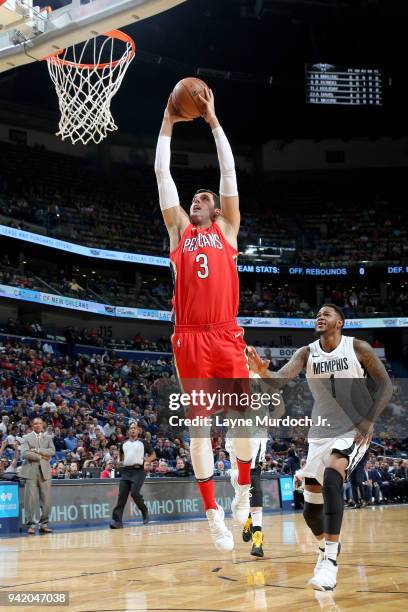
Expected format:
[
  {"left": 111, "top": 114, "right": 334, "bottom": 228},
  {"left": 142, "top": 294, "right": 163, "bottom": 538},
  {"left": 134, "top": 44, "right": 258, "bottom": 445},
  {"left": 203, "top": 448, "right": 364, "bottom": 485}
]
[{"left": 46, "top": 30, "right": 135, "bottom": 145}]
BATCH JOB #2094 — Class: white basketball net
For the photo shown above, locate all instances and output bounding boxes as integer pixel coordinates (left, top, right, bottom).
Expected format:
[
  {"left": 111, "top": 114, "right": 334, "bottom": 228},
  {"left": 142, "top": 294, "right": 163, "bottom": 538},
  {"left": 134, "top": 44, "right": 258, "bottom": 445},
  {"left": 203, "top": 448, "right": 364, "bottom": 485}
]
[{"left": 47, "top": 32, "right": 135, "bottom": 145}]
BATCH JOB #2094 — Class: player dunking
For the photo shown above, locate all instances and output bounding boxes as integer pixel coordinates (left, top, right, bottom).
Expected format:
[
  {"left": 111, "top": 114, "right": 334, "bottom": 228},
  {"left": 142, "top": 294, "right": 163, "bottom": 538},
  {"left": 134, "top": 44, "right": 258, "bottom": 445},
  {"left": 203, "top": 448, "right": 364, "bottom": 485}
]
[
  {"left": 249, "top": 304, "right": 392, "bottom": 590},
  {"left": 154, "top": 88, "right": 253, "bottom": 551}
]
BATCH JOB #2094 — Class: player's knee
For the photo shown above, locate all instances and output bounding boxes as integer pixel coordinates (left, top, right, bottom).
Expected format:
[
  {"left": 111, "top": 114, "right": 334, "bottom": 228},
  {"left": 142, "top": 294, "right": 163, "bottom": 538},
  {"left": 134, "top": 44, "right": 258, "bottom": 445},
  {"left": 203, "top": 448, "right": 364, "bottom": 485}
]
[
  {"left": 328, "top": 451, "right": 348, "bottom": 477},
  {"left": 322, "top": 467, "right": 344, "bottom": 535},
  {"left": 302, "top": 493, "right": 324, "bottom": 537},
  {"left": 323, "top": 467, "right": 344, "bottom": 513},
  {"left": 233, "top": 437, "right": 253, "bottom": 462}
]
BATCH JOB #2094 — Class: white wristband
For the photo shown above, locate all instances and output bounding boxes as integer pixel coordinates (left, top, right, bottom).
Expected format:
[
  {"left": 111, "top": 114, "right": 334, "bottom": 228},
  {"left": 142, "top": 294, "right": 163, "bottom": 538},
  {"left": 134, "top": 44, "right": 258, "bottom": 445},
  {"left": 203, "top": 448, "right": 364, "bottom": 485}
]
[
  {"left": 212, "top": 126, "right": 238, "bottom": 197},
  {"left": 154, "top": 135, "right": 180, "bottom": 211}
]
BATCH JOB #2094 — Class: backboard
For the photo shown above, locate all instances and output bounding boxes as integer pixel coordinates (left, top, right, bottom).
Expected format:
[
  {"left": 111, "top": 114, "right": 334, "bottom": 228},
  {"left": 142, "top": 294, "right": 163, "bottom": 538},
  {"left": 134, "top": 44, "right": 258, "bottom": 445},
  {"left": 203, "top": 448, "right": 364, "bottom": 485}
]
[{"left": 0, "top": 0, "right": 186, "bottom": 73}]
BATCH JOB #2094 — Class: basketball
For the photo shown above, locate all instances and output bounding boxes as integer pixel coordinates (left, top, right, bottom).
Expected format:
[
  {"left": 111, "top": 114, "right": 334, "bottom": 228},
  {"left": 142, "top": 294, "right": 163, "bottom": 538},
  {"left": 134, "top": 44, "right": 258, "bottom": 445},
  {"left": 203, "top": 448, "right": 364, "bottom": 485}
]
[{"left": 171, "top": 77, "right": 208, "bottom": 119}]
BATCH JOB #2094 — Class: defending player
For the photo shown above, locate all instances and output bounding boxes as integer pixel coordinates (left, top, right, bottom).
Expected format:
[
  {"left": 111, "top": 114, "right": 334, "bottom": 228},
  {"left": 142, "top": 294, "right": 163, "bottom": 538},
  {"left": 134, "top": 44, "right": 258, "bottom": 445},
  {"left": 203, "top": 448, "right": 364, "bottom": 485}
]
[
  {"left": 249, "top": 304, "right": 392, "bottom": 590},
  {"left": 226, "top": 373, "right": 285, "bottom": 558},
  {"left": 154, "top": 88, "right": 253, "bottom": 551},
  {"left": 227, "top": 435, "right": 267, "bottom": 557}
]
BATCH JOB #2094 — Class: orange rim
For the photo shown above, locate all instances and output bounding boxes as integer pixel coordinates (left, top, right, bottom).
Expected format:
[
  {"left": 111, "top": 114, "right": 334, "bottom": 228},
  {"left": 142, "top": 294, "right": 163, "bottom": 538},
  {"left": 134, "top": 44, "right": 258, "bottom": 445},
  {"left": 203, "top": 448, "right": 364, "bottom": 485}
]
[{"left": 45, "top": 30, "right": 136, "bottom": 70}]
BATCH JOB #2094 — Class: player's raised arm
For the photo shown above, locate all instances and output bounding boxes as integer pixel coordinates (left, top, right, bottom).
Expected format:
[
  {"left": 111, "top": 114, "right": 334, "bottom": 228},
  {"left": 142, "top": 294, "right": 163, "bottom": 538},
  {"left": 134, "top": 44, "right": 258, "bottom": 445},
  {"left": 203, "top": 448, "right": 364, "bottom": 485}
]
[
  {"left": 154, "top": 98, "right": 191, "bottom": 250},
  {"left": 199, "top": 88, "right": 240, "bottom": 237},
  {"left": 248, "top": 345, "right": 309, "bottom": 386}
]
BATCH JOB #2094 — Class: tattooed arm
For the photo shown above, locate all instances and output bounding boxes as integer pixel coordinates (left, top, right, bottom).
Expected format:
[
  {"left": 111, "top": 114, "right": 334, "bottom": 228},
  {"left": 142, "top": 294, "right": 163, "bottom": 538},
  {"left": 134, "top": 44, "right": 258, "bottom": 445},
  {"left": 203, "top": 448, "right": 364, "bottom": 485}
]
[
  {"left": 354, "top": 339, "right": 393, "bottom": 440},
  {"left": 248, "top": 345, "right": 309, "bottom": 387}
]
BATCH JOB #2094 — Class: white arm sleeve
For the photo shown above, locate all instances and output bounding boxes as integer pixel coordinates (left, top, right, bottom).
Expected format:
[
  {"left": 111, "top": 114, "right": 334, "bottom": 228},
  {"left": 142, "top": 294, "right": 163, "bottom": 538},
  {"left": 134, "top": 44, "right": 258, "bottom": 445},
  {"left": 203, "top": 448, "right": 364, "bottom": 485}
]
[
  {"left": 154, "top": 135, "right": 180, "bottom": 211},
  {"left": 212, "top": 126, "right": 238, "bottom": 197}
]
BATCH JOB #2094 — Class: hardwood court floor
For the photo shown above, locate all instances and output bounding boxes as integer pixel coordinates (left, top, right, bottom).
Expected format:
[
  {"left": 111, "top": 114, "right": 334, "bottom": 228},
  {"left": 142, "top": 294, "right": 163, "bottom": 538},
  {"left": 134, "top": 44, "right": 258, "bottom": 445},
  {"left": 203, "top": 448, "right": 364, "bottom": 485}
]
[{"left": 0, "top": 506, "right": 407, "bottom": 612}]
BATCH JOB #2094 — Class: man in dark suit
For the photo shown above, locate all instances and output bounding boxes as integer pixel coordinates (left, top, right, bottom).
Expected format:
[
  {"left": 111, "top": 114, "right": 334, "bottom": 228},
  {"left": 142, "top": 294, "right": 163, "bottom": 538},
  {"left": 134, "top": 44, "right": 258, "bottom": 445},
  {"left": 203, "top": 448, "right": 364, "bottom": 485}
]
[
  {"left": 349, "top": 451, "right": 369, "bottom": 508},
  {"left": 285, "top": 448, "right": 300, "bottom": 476},
  {"left": 20, "top": 418, "right": 56, "bottom": 534},
  {"left": 369, "top": 461, "right": 384, "bottom": 503},
  {"left": 392, "top": 459, "right": 408, "bottom": 502},
  {"left": 360, "top": 461, "right": 374, "bottom": 504},
  {"left": 379, "top": 460, "right": 397, "bottom": 501}
]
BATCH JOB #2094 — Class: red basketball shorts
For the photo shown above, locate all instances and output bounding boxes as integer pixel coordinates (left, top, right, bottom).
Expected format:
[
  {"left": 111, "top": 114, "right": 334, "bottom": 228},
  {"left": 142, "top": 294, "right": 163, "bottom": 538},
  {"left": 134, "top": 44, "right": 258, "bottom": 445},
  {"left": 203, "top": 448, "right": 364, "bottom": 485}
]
[
  {"left": 172, "top": 319, "right": 249, "bottom": 379},
  {"left": 171, "top": 319, "right": 250, "bottom": 418}
]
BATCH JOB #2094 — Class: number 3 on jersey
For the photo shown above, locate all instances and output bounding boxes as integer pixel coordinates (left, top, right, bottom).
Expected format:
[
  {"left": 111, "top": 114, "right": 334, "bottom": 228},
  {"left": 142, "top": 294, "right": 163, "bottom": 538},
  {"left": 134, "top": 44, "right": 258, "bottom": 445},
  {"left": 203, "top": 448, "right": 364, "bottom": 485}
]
[{"left": 195, "top": 253, "right": 209, "bottom": 279}]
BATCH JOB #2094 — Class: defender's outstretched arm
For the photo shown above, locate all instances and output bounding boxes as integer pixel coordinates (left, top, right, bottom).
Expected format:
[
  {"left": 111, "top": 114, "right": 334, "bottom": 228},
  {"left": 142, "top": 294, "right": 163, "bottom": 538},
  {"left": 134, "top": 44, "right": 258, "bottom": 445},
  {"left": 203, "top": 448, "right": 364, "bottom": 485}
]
[{"left": 248, "top": 345, "right": 309, "bottom": 385}]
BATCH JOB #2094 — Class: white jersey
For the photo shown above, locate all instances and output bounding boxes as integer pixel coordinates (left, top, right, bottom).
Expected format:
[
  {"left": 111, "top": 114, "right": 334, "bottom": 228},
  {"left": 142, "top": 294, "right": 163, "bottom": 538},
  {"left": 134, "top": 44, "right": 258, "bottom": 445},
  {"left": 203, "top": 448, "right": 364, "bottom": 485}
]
[{"left": 306, "top": 335, "right": 369, "bottom": 438}]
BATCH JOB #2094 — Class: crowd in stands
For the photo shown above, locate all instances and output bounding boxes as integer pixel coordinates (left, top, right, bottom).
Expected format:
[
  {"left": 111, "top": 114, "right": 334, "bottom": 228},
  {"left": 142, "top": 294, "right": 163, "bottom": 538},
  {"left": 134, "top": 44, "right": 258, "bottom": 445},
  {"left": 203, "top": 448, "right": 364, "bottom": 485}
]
[
  {"left": 0, "top": 335, "right": 177, "bottom": 479},
  {"left": 0, "top": 246, "right": 173, "bottom": 311},
  {"left": 0, "top": 318, "right": 172, "bottom": 353},
  {"left": 240, "top": 282, "right": 408, "bottom": 319},
  {"left": 0, "top": 141, "right": 257, "bottom": 256},
  {"left": 343, "top": 456, "right": 408, "bottom": 508},
  {"left": 0, "top": 334, "right": 407, "bottom": 498},
  {"left": 1, "top": 141, "right": 407, "bottom": 266},
  {"left": 293, "top": 454, "right": 408, "bottom": 510},
  {"left": 241, "top": 281, "right": 408, "bottom": 318},
  {"left": 267, "top": 171, "right": 408, "bottom": 266},
  {"left": 298, "top": 203, "right": 408, "bottom": 266}
]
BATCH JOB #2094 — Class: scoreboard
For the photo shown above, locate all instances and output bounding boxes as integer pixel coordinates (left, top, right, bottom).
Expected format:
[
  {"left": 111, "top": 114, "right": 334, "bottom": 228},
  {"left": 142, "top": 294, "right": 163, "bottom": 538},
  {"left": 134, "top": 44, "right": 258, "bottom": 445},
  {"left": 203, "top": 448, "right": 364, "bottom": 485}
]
[{"left": 306, "top": 64, "right": 383, "bottom": 106}]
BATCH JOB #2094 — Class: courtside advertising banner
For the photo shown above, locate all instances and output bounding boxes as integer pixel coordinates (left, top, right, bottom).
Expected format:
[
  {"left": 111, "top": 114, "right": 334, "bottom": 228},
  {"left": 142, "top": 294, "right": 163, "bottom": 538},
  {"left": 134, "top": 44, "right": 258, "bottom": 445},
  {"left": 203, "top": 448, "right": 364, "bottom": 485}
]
[{"left": 19, "top": 478, "right": 280, "bottom": 528}]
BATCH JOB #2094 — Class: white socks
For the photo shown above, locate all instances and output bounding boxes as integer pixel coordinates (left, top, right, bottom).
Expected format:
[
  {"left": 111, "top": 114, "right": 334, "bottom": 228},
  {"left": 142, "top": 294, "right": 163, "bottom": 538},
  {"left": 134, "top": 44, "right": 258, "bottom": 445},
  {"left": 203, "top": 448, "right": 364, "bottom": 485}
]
[
  {"left": 251, "top": 508, "right": 263, "bottom": 529},
  {"left": 325, "top": 541, "right": 339, "bottom": 563}
]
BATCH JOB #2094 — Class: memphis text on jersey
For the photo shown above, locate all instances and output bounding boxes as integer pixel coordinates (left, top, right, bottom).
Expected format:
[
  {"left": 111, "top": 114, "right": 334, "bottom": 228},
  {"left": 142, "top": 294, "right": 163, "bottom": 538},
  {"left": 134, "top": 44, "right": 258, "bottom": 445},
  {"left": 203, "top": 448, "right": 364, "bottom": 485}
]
[
  {"left": 312, "top": 357, "right": 349, "bottom": 375},
  {"left": 168, "top": 415, "right": 330, "bottom": 428}
]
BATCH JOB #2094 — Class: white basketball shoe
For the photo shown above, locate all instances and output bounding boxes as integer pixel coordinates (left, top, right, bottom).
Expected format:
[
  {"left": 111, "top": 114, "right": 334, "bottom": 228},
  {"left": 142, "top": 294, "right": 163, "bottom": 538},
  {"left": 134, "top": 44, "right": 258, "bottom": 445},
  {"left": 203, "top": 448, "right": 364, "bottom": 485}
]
[
  {"left": 206, "top": 504, "right": 234, "bottom": 552},
  {"left": 313, "top": 545, "right": 325, "bottom": 575},
  {"left": 308, "top": 558, "right": 338, "bottom": 591},
  {"left": 309, "top": 543, "right": 341, "bottom": 590},
  {"left": 230, "top": 469, "right": 251, "bottom": 524}
]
